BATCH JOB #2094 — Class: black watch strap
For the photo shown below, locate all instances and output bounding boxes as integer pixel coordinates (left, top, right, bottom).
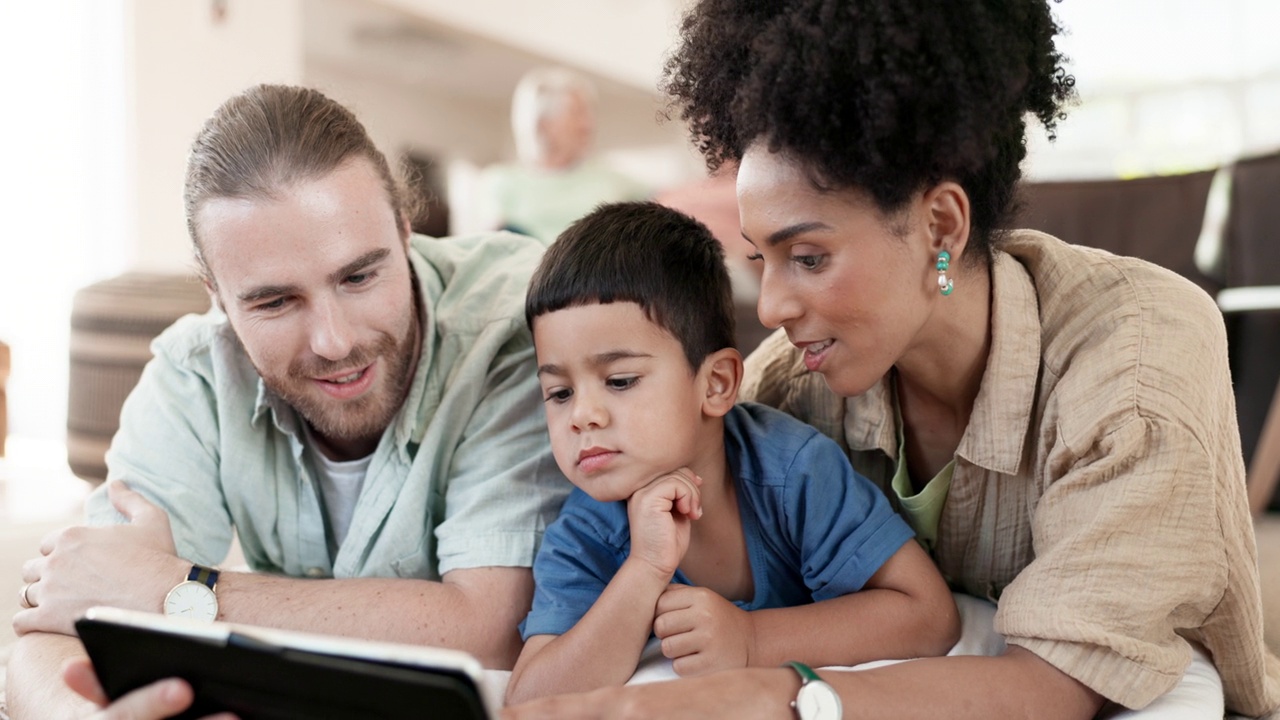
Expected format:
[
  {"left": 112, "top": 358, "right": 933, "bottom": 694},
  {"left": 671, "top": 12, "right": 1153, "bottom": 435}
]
[{"left": 188, "top": 565, "right": 220, "bottom": 589}]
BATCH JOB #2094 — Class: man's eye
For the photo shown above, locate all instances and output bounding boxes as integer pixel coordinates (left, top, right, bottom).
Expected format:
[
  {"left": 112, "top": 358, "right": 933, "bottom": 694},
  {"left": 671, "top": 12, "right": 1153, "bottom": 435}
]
[
  {"left": 607, "top": 376, "right": 638, "bottom": 391},
  {"left": 256, "top": 297, "right": 287, "bottom": 311},
  {"left": 346, "top": 272, "right": 372, "bottom": 285}
]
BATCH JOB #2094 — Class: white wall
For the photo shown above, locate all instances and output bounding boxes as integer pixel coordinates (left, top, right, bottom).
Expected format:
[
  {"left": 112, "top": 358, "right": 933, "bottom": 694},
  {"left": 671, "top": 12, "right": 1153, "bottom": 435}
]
[{"left": 129, "top": 0, "right": 307, "bottom": 271}]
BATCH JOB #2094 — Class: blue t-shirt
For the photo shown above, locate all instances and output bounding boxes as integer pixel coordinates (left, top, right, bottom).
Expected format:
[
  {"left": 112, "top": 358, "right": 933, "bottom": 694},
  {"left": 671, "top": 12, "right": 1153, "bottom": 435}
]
[{"left": 521, "top": 402, "right": 914, "bottom": 639}]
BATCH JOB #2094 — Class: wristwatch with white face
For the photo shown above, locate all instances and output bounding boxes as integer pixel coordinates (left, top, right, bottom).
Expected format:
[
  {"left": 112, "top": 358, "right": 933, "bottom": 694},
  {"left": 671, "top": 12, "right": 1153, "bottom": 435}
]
[
  {"left": 163, "top": 565, "right": 220, "bottom": 623},
  {"left": 786, "top": 661, "right": 843, "bottom": 720}
]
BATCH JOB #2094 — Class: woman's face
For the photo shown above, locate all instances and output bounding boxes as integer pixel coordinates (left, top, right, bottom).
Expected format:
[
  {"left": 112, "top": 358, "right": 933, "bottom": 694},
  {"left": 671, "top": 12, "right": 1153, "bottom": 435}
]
[{"left": 736, "top": 144, "right": 940, "bottom": 397}]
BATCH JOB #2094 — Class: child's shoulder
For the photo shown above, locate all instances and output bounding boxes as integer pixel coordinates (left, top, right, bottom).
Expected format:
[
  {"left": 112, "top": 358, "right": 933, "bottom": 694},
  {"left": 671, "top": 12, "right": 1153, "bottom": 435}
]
[
  {"left": 729, "top": 401, "right": 831, "bottom": 442},
  {"left": 727, "top": 402, "right": 847, "bottom": 479}
]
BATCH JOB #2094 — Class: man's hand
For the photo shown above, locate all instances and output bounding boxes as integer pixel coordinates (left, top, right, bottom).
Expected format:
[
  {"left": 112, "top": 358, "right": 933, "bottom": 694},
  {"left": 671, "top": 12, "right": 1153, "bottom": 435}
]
[
  {"left": 14, "top": 481, "right": 188, "bottom": 636},
  {"left": 654, "top": 584, "right": 755, "bottom": 676},
  {"left": 63, "top": 655, "right": 237, "bottom": 720},
  {"left": 625, "top": 468, "right": 702, "bottom": 579}
]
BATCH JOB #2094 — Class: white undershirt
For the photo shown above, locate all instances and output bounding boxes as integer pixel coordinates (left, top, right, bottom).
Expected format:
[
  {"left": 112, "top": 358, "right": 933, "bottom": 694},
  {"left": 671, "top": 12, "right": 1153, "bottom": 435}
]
[{"left": 310, "top": 448, "right": 372, "bottom": 549}]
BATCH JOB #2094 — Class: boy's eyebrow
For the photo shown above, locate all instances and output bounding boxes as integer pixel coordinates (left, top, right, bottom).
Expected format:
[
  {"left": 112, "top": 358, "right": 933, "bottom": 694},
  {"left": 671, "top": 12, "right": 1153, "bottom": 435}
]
[
  {"left": 237, "top": 249, "right": 390, "bottom": 304},
  {"left": 537, "top": 349, "right": 653, "bottom": 377}
]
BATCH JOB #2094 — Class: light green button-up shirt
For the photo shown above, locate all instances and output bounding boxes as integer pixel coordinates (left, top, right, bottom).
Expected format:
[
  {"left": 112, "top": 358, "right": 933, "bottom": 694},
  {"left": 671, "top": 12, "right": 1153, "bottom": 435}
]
[{"left": 89, "top": 232, "right": 569, "bottom": 581}]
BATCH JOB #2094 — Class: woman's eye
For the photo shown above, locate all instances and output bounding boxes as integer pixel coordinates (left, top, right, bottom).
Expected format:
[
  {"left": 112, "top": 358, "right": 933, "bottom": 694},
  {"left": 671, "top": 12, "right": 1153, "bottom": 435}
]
[
  {"left": 545, "top": 388, "right": 572, "bottom": 404},
  {"left": 607, "top": 376, "right": 639, "bottom": 391},
  {"left": 746, "top": 252, "right": 763, "bottom": 262},
  {"left": 792, "top": 254, "right": 824, "bottom": 270}
]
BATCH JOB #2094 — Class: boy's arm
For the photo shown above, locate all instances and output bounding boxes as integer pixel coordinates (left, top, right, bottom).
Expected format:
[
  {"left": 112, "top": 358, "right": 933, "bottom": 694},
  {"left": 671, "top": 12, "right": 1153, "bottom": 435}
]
[
  {"left": 506, "top": 557, "right": 672, "bottom": 703},
  {"left": 505, "top": 470, "right": 703, "bottom": 704},
  {"left": 654, "top": 539, "right": 957, "bottom": 674}
]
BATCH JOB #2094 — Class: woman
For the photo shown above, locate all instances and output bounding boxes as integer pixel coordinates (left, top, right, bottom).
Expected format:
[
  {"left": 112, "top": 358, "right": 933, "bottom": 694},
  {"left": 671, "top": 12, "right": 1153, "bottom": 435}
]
[{"left": 506, "top": 0, "right": 1280, "bottom": 718}]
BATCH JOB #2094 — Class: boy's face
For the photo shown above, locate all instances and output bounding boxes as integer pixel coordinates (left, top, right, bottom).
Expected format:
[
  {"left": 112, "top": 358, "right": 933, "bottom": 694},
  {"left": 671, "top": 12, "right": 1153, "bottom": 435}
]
[{"left": 533, "top": 301, "right": 713, "bottom": 502}]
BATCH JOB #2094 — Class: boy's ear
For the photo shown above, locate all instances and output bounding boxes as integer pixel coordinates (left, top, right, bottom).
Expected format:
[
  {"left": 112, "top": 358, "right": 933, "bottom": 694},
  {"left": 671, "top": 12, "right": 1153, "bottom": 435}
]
[{"left": 700, "top": 347, "right": 743, "bottom": 418}]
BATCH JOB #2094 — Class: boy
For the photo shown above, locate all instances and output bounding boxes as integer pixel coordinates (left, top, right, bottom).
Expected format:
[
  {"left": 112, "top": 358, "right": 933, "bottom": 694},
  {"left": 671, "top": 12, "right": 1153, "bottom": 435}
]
[{"left": 506, "top": 202, "right": 959, "bottom": 703}]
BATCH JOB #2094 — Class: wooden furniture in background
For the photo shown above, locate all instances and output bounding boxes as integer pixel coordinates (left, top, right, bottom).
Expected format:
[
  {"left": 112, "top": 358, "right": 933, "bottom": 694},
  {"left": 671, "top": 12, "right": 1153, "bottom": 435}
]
[{"left": 67, "top": 273, "right": 210, "bottom": 483}]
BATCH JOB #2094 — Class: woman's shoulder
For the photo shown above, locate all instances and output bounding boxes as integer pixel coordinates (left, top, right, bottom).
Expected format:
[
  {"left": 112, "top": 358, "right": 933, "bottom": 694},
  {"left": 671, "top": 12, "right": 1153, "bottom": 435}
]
[{"left": 1001, "top": 230, "right": 1231, "bottom": 439}]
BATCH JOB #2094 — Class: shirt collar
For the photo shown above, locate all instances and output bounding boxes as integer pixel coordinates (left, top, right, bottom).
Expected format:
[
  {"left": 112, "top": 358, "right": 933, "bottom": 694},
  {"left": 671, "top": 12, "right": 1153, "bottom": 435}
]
[{"left": 841, "top": 249, "right": 1041, "bottom": 474}]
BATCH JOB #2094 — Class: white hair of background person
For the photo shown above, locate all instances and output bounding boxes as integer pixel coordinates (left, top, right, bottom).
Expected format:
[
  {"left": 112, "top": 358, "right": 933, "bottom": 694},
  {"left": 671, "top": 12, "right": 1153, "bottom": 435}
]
[{"left": 510, "top": 67, "right": 598, "bottom": 166}]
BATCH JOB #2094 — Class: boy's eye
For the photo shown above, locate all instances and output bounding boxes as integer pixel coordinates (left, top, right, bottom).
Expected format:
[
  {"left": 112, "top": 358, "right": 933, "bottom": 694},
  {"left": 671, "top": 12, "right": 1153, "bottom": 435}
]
[
  {"left": 544, "top": 388, "right": 572, "bottom": 404},
  {"left": 606, "top": 376, "right": 638, "bottom": 391}
]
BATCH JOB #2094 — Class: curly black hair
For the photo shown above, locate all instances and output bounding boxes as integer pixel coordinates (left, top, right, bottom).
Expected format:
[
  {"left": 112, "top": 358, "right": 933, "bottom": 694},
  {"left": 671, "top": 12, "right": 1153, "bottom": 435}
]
[{"left": 662, "top": 0, "right": 1075, "bottom": 260}]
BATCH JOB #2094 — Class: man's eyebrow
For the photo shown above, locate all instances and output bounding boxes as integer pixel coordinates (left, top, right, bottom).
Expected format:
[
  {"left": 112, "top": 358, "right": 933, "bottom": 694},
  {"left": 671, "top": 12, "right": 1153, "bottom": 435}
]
[
  {"left": 328, "top": 248, "right": 390, "bottom": 284},
  {"left": 743, "top": 221, "right": 833, "bottom": 248},
  {"left": 238, "top": 283, "right": 298, "bottom": 304},
  {"left": 536, "top": 350, "right": 653, "bottom": 378},
  {"left": 235, "top": 249, "right": 392, "bottom": 304}
]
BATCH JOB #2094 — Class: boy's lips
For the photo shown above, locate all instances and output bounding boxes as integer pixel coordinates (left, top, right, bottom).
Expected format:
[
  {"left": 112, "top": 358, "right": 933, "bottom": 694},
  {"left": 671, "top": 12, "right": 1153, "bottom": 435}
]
[{"left": 577, "top": 446, "right": 619, "bottom": 474}]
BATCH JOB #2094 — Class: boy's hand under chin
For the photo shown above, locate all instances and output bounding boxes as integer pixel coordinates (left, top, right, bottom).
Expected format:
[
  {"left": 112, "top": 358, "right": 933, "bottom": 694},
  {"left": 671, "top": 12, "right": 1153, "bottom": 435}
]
[{"left": 625, "top": 468, "right": 703, "bottom": 579}]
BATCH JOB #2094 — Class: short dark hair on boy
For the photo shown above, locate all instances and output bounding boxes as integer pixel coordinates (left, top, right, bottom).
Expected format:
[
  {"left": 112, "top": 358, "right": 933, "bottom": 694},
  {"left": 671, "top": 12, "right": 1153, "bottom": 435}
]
[{"left": 526, "top": 201, "right": 736, "bottom": 371}]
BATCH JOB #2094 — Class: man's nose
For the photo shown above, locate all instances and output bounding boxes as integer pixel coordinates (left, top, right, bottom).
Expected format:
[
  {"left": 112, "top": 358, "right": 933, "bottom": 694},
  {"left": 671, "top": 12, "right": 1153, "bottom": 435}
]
[{"left": 309, "top": 298, "right": 355, "bottom": 361}]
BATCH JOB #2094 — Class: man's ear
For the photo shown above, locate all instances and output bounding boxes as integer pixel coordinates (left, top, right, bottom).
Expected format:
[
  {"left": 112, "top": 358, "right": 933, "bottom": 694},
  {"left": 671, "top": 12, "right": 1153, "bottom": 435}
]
[
  {"left": 202, "top": 278, "right": 222, "bottom": 312},
  {"left": 700, "top": 347, "right": 743, "bottom": 418}
]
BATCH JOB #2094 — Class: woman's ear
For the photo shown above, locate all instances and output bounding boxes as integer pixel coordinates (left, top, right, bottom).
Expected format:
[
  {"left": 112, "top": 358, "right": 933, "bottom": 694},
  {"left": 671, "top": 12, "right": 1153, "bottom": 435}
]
[
  {"left": 922, "top": 181, "right": 971, "bottom": 262},
  {"left": 700, "top": 347, "right": 743, "bottom": 418}
]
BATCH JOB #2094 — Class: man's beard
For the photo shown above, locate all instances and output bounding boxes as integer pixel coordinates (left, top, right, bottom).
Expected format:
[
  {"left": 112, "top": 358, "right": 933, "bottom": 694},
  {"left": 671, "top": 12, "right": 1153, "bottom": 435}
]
[{"left": 255, "top": 318, "right": 419, "bottom": 451}]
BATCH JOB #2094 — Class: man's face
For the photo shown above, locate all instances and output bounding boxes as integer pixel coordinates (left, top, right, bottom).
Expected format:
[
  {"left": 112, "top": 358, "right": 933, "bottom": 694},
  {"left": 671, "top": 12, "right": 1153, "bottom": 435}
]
[{"left": 196, "top": 158, "right": 419, "bottom": 459}]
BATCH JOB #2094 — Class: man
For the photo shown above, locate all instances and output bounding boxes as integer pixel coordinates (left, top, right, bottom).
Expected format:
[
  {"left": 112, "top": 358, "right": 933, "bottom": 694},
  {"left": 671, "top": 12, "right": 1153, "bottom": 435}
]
[
  {"left": 474, "top": 66, "right": 648, "bottom": 244},
  {"left": 8, "top": 84, "right": 568, "bottom": 717}
]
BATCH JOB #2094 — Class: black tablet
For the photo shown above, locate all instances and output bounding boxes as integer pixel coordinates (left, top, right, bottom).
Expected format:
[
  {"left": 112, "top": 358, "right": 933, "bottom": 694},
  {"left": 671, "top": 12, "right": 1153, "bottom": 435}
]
[{"left": 75, "top": 606, "right": 493, "bottom": 720}]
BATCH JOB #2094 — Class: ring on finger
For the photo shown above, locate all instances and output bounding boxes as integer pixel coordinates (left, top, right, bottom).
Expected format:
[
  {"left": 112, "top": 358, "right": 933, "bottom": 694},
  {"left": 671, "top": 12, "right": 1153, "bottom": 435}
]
[{"left": 19, "top": 582, "right": 35, "bottom": 609}]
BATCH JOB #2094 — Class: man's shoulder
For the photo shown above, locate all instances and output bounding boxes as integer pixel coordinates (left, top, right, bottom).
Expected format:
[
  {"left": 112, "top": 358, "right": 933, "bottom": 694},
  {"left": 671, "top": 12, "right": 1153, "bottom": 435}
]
[{"left": 410, "top": 231, "right": 544, "bottom": 337}]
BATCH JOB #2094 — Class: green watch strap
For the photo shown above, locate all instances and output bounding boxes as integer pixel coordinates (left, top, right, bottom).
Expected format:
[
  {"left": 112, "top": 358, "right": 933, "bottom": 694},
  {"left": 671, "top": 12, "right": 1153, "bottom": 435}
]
[{"left": 785, "top": 661, "right": 821, "bottom": 683}]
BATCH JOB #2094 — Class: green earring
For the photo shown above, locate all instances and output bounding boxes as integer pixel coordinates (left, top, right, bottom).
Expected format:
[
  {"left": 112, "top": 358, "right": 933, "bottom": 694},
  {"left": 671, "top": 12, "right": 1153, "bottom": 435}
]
[{"left": 936, "top": 251, "right": 954, "bottom": 296}]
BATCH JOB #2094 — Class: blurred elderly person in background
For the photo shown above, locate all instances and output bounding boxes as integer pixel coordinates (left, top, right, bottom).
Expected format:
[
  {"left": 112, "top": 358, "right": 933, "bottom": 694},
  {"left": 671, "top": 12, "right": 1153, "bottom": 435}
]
[{"left": 476, "top": 66, "right": 649, "bottom": 245}]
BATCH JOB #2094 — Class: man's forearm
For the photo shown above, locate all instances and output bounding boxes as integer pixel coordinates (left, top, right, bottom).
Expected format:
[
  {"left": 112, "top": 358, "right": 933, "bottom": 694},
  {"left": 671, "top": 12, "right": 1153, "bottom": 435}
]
[
  {"left": 211, "top": 566, "right": 532, "bottom": 669},
  {"left": 7, "top": 633, "right": 97, "bottom": 720}
]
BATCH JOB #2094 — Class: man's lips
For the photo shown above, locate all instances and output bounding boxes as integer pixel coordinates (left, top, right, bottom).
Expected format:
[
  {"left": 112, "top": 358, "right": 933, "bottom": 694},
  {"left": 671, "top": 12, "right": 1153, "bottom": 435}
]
[
  {"left": 312, "top": 361, "right": 376, "bottom": 399},
  {"left": 576, "top": 447, "right": 618, "bottom": 474}
]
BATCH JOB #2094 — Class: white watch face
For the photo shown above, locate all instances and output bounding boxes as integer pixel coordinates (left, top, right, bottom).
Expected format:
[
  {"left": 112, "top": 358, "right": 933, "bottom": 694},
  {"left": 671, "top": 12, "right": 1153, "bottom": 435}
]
[
  {"left": 795, "top": 680, "right": 843, "bottom": 720},
  {"left": 164, "top": 580, "right": 218, "bottom": 622}
]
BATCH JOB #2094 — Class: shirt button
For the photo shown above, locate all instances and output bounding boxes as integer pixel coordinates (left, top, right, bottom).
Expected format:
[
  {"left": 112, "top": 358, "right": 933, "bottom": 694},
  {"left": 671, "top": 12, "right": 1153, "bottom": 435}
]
[{"left": 305, "top": 567, "right": 327, "bottom": 578}]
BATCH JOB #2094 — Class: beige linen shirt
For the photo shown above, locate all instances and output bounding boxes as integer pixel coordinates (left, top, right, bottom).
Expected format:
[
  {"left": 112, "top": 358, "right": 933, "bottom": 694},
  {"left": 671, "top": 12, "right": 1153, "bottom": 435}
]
[{"left": 741, "top": 230, "right": 1280, "bottom": 716}]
